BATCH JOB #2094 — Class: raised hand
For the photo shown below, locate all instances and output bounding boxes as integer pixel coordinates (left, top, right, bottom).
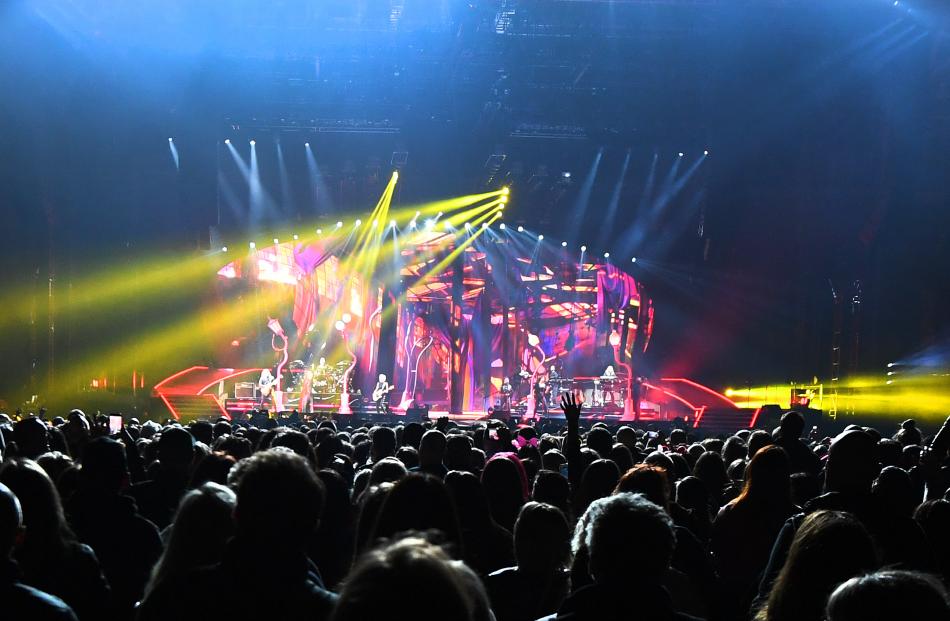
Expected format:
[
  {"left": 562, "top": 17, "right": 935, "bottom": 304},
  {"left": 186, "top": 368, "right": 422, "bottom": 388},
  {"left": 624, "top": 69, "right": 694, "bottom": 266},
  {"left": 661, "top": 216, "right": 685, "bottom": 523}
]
[{"left": 560, "top": 391, "right": 581, "bottom": 424}]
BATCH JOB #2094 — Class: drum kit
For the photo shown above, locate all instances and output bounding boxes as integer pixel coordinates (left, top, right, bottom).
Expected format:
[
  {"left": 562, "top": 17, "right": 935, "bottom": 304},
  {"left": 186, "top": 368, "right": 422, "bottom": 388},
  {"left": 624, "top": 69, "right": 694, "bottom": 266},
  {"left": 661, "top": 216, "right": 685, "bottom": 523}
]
[{"left": 283, "top": 360, "right": 354, "bottom": 404}]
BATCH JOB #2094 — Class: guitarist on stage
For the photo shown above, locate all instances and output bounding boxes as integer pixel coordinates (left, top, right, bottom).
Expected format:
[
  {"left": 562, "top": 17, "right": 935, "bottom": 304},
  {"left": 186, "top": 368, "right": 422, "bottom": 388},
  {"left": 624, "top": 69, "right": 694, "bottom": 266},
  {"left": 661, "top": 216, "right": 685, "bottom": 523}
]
[
  {"left": 373, "top": 374, "right": 394, "bottom": 415},
  {"left": 257, "top": 369, "right": 277, "bottom": 411}
]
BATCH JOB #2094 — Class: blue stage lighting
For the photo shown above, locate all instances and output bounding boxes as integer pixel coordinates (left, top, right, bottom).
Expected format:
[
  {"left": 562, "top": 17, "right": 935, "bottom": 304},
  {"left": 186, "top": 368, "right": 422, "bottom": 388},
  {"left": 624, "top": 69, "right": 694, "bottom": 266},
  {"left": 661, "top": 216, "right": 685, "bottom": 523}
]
[
  {"left": 604, "top": 252, "right": 610, "bottom": 258},
  {"left": 631, "top": 257, "right": 637, "bottom": 263},
  {"left": 562, "top": 241, "right": 567, "bottom": 247},
  {"left": 581, "top": 245, "right": 587, "bottom": 252},
  {"left": 250, "top": 140, "right": 257, "bottom": 146},
  {"left": 499, "top": 223, "right": 506, "bottom": 230},
  {"left": 538, "top": 234, "right": 544, "bottom": 241},
  {"left": 224, "top": 139, "right": 231, "bottom": 145},
  {"left": 517, "top": 226, "right": 524, "bottom": 232},
  {"left": 678, "top": 152, "right": 684, "bottom": 157}
]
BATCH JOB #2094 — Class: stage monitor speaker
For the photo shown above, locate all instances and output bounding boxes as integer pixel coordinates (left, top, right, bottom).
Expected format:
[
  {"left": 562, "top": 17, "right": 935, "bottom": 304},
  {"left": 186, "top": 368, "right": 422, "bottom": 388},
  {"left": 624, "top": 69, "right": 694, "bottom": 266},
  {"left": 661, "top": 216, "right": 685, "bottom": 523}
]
[
  {"left": 404, "top": 405, "right": 430, "bottom": 422},
  {"left": 488, "top": 408, "right": 512, "bottom": 423}
]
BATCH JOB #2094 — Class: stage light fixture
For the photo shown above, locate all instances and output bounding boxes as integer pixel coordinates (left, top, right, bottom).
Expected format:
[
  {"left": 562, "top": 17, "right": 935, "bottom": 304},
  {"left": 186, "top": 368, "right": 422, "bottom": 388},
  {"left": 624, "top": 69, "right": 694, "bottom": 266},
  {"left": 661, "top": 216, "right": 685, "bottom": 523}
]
[
  {"left": 250, "top": 140, "right": 257, "bottom": 146},
  {"left": 581, "top": 245, "right": 587, "bottom": 252},
  {"left": 481, "top": 222, "right": 488, "bottom": 229},
  {"left": 392, "top": 171, "right": 399, "bottom": 180},
  {"left": 389, "top": 219, "right": 396, "bottom": 227},
  {"left": 704, "top": 150, "right": 709, "bottom": 156},
  {"left": 224, "top": 139, "right": 231, "bottom": 145},
  {"left": 604, "top": 252, "right": 610, "bottom": 258},
  {"left": 305, "top": 142, "right": 310, "bottom": 147},
  {"left": 410, "top": 220, "right": 417, "bottom": 228},
  {"left": 631, "top": 257, "right": 637, "bottom": 263},
  {"left": 168, "top": 137, "right": 173, "bottom": 142},
  {"left": 527, "top": 333, "right": 540, "bottom": 347},
  {"left": 499, "top": 223, "right": 506, "bottom": 230},
  {"left": 443, "top": 221, "right": 451, "bottom": 231},
  {"left": 415, "top": 211, "right": 421, "bottom": 218},
  {"left": 293, "top": 234, "right": 299, "bottom": 240},
  {"left": 372, "top": 219, "right": 378, "bottom": 227},
  {"left": 425, "top": 219, "right": 434, "bottom": 230},
  {"left": 538, "top": 234, "right": 544, "bottom": 241},
  {"left": 502, "top": 186, "right": 510, "bottom": 195},
  {"left": 465, "top": 222, "right": 472, "bottom": 229},
  {"left": 342, "top": 313, "right": 352, "bottom": 324},
  {"left": 562, "top": 241, "right": 567, "bottom": 247},
  {"left": 273, "top": 238, "right": 279, "bottom": 245},
  {"left": 221, "top": 246, "right": 228, "bottom": 252},
  {"left": 517, "top": 226, "right": 524, "bottom": 232},
  {"left": 500, "top": 196, "right": 508, "bottom": 204},
  {"left": 608, "top": 331, "right": 621, "bottom": 347},
  {"left": 562, "top": 172, "right": 571, "bottom": 178},
  {"left": 249, "top": 242, "right": 256, "bottom": 249},
  {"left": 336, "top": 221, "right": 343, "bottom": 228},
  {"left": 316, "top": 229, "right": 322, "bottom": 235},
  {"left": 678, "top": 152, "right": 684, "bottom": 157},
  {"left": 334, "top": 320, "right": 345, "bottom": 332}
]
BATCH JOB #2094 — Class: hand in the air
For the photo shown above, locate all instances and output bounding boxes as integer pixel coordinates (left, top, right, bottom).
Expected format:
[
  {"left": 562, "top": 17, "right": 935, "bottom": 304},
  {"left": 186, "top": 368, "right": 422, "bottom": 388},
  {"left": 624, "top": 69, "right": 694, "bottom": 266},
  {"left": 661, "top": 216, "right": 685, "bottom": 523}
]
[{"left": 560, "top": 391, "right": 581, "bottom": 424}]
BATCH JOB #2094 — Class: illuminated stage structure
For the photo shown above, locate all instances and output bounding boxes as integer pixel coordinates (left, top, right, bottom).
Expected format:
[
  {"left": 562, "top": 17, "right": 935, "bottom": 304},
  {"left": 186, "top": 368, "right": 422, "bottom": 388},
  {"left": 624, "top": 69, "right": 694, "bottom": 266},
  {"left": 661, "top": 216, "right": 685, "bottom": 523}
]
[{"left": 154, "top": 188, "right": 743, "bottom": 425}]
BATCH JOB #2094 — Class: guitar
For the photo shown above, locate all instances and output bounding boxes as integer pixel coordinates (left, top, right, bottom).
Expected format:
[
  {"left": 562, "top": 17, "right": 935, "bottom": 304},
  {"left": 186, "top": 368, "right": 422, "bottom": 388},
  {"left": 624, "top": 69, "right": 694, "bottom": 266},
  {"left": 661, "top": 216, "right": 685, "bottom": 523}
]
[
  {"left": 372, "top": 384, "right": 396, "bottom": 401},
  {"left": 258, "top": 373, "right": 277, "bottom": 398}
]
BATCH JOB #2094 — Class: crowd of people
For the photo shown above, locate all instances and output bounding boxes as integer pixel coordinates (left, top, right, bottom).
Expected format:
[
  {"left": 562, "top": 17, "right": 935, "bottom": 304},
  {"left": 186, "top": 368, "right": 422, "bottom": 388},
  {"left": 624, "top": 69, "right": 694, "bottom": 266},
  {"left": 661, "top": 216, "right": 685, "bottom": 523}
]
[{"left": 1, "top": 395, "right": 950, "bottom": 621}]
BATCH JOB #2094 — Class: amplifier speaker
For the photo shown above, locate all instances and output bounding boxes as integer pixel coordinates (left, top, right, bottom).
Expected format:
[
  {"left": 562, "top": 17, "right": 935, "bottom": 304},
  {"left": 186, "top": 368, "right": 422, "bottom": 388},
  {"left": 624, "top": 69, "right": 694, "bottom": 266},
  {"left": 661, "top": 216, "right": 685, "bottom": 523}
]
[{"left": 235, "top": 382, "right": 256, "bottom": 399}]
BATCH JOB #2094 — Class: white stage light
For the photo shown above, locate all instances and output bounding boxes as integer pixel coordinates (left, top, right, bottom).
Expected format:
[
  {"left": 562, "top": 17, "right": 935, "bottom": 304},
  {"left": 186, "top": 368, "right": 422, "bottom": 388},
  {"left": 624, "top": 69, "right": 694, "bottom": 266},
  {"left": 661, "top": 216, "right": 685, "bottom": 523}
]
[
  {"left": 305, "top": 142, "right": 310, "bottom": 147},
  {"left": 354, "top": 219, "right": 362, "bottom": 227},
  {"left": 562, "top": 241, "right": 567, "bottom": 247},
  {"left": 517, "top": 226, "right": 524, "bottom": 232},
  {"left": 538, "top": 234, "right": 544, "bottom": 241},
  {"left": 250, "top": 140, "right": 257, "bottom": 146},
  {"left": 604, "top": 252, "right": 610, "bottom": 258},
  {"left": 499, "top": 223, "right": 506, "bottom": 230},
  {"left": 249, "top": 242, "right": 256, "bottom": 249},
  {"left": 703, "top": 150, "right": 709, "bottom": 156},
  {"left": 273, "top": 238, "right": 279, "bottom": 244},
  {"left": 678, "top": 152, "right": 684, "bottom": 157},
  {"left": 581, "top": 245, "right": 587, "bottom": 252},
  {"left": 631, "top": 257, "right": 637, "bottom": 263},
  {"left": 224, "top": 139, "right": 231, "bottom": 145},
  {"left": 336, "top": 221, "right": 343, "bottom": 228},
  {"left": 293, "top": 234, "right": 299, "bottom": 240},
  {"left": 221, "top": 246, "right": 228, "bottom": 252},
  {"left": 316, "top": 229, "right": 322, "bottom": 235}
]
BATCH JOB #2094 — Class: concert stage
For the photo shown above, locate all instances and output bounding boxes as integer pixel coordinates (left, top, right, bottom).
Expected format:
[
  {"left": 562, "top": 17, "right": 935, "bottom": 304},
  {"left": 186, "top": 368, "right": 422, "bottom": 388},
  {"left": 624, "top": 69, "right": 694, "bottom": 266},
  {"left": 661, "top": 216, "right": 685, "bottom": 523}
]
[{"left": 154, "top": 196, "right": 743, "bottom": 429}]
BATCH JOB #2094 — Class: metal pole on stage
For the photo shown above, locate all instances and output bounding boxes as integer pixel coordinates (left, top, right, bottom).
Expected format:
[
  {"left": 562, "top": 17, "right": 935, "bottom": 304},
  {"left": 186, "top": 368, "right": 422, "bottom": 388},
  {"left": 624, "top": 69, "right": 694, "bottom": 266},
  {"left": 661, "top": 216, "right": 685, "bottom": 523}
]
[{"left": 449, "top": 252, "right": 465, "bottom": 415}]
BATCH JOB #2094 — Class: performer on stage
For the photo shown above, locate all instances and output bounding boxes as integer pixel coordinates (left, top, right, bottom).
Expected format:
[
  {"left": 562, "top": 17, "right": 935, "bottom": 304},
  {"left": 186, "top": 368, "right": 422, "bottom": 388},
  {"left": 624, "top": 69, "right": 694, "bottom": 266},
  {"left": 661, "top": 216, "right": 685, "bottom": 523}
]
[
  {"left": 299, "top": 366, "right": 314, "bottom": 414},
  {"left": 500, "top": 377, "right": 513, "bottom": 411},
  {"left": 373, "top": 373, "right": 393, "bottom": 414},
  {"left": 533, "top": 378, "right": 548, "bottom": 416},
  {"left": 257, "top": 369, "right": 277, "bottom": 410}
]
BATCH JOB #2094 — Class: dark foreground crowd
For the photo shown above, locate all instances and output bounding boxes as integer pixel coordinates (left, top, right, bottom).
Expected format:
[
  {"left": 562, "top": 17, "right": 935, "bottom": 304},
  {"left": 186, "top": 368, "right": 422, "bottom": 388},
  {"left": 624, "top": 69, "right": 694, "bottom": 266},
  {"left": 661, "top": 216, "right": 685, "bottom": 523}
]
[{"left": 2, "top": 396, "right": 950, "bottom": 621}]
